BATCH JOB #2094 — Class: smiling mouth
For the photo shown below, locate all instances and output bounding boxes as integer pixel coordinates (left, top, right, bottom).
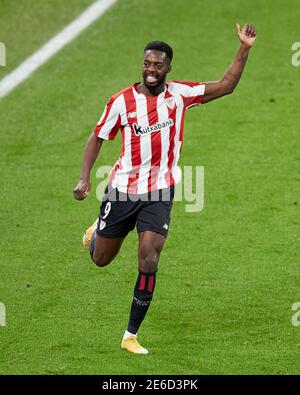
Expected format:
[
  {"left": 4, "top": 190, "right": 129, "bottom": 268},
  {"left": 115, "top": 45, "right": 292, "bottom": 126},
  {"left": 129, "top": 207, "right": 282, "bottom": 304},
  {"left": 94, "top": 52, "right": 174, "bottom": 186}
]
[{"left": 146, "top": 75, "right": 158, "bottom": 84}]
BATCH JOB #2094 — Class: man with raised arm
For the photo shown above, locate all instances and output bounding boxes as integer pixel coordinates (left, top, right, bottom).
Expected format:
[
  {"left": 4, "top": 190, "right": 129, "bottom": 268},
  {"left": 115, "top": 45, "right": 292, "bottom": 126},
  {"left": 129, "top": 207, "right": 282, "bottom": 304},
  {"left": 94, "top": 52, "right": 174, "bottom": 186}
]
[{"left": 73, "top": 23, "right": 257, "bottom": 355}]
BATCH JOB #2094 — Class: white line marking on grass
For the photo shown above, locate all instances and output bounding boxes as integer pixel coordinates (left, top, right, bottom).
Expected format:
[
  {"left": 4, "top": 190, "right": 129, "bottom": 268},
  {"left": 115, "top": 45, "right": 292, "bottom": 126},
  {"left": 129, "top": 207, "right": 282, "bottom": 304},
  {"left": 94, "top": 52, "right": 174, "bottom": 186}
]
[
  {"left": 0, "top": 0, "right": 118, "bottom": 99},
  {"left": 0, "top": 303, "right": 6, "bottom": 326}
]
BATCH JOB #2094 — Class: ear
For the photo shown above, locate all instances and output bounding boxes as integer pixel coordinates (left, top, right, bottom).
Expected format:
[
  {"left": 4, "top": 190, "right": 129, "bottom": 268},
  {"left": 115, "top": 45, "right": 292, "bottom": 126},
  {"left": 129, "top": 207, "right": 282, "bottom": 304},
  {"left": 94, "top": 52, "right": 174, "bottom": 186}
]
[{"left": 167, "top": 64, "right": 172, "bottom": 73}]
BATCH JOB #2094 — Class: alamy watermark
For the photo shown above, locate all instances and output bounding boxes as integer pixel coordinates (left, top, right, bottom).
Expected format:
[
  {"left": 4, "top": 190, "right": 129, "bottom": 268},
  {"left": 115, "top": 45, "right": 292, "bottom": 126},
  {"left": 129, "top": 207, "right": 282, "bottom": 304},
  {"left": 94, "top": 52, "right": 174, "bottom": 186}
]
[
  {"left": 0, "top": 303, "right": 6, "bottom": 326},
  {"left": 291, "top": 302, "right": 300, "bottom": 327},
  {"left": 291, "top": 42, "right": 300, "bottom": 66},
  {"left": 0, "top": 42, "right": 6, "bottom": 67},
  {"left": 95, "top": 165, "right": 204, "bottom": 213}
]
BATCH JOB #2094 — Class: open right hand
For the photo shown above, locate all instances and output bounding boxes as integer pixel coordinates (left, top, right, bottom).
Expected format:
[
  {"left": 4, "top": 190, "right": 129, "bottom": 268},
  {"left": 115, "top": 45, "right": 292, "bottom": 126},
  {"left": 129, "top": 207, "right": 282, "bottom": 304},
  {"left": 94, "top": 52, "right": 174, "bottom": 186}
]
[{"left": 73, "top": 178, "right": 90, "bottom": 200}]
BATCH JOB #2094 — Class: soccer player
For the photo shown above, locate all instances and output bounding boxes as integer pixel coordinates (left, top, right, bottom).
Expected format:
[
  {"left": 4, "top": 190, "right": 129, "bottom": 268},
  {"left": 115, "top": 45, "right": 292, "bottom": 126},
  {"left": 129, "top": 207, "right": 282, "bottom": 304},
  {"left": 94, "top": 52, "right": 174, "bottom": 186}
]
[{"left": 73, "top": 23, "right": 257, "bottom": 355}]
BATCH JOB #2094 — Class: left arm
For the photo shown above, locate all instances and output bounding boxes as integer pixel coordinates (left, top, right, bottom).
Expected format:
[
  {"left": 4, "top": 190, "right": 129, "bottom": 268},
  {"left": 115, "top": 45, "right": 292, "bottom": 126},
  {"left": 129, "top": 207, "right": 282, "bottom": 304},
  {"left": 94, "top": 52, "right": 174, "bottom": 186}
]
[{"left": 203, "top": 23, "right": 257, "bottom": 104}]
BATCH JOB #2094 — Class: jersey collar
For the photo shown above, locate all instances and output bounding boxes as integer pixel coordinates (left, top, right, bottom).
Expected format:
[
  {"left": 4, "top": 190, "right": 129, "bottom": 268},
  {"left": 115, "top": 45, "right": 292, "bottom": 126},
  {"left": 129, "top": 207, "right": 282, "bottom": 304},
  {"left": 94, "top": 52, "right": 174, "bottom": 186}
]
[{"left": 132, "top": 82, "right": 168, "bottom": 98}]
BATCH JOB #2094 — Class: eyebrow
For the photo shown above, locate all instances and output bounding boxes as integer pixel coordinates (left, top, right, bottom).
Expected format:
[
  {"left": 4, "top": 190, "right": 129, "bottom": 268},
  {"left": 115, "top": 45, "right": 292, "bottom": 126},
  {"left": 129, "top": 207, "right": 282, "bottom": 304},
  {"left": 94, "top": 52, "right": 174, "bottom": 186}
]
[{"left": 143, "top": 60, "right": 164, "bottom": 64}]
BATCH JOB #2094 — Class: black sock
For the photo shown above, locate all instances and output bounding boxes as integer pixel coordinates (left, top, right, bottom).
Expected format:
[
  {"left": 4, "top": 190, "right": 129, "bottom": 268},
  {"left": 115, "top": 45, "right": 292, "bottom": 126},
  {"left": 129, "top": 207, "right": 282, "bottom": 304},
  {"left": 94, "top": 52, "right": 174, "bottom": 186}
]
[
  {"left": 127, "top": 271, "right": 156, "bottom": 334},
  {"left": 89, "top": 230, "right": 97, "bottom": 260}
]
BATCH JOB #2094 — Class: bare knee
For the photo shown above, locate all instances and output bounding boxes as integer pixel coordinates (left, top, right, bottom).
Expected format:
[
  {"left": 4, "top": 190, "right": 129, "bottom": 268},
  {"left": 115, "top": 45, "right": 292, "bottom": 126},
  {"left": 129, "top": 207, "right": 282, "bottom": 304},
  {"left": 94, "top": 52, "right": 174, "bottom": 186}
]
[
  {"left": 92, "top": 252, "right": 113, "bottom": 267},
  {"left": 139, "top": 247, "right": 161, "bottom": 273},
  {"left": 91, "top": 236, "right": 123, "bottom": 267}
]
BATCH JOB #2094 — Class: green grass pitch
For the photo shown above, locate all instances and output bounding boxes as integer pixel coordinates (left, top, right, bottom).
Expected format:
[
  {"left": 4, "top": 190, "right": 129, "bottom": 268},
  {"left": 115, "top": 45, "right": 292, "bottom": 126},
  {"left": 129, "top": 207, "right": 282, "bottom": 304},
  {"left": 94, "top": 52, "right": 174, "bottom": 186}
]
[{"left": 0, "top": 0, "right": 300, "bottom": 374}]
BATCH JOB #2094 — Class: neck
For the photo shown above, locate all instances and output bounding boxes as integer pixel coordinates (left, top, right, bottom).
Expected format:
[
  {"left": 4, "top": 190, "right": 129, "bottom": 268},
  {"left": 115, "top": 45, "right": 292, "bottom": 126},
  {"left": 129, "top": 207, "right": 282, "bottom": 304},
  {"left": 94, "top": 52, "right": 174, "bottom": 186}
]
[{"left": 137, "top": 82, "right": 165, "bottom": 97}]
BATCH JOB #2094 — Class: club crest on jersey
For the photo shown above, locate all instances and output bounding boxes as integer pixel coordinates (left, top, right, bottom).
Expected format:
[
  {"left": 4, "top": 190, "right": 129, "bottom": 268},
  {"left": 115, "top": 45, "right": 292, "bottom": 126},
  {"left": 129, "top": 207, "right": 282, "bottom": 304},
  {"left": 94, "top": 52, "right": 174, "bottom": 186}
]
[
  {"left": 166, "top": 97, "right": 175, "bottom": 109},
  {"left": 133, "top": 118, "right": 174, "bottom": 136}
]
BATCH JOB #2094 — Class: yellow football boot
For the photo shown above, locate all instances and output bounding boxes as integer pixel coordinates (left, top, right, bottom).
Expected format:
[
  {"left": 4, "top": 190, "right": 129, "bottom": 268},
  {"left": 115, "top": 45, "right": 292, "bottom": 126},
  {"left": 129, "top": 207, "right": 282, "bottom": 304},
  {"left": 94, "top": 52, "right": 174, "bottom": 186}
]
[
  {"left": 82, "top": 219, "right": 98, "bottom": 250},
  {"left": 121, "top": 336, "right": 149, "bottom": 355}
]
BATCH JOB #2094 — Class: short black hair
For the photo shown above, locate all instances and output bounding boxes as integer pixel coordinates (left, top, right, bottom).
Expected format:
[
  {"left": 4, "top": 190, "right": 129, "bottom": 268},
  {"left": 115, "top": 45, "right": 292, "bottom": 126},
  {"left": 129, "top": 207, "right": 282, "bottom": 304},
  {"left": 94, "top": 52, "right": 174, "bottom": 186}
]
[{"left": 144, "top": 41, "right": 173, "bottom": 62}]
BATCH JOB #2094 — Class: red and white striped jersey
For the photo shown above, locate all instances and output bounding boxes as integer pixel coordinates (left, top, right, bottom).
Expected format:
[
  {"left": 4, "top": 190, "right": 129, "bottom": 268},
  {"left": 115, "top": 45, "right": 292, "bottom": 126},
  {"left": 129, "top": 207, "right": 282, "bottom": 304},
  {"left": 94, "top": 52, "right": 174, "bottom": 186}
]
[{"left": 94, "top": 80, "right": 205, "bottom": 194}]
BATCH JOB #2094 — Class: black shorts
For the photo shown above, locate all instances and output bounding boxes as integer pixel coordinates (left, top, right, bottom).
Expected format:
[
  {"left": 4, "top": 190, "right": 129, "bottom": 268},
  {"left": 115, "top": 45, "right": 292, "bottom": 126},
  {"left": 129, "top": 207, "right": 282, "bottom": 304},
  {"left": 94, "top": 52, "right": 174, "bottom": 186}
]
[{"left": 96, "top": 185, "right": 174, "bottom": 239}]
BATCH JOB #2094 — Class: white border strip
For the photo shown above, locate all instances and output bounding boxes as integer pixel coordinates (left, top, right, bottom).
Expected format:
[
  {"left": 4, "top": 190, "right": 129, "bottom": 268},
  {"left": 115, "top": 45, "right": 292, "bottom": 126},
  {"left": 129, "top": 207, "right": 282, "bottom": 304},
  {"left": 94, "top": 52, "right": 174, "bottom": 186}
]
[{"left": 0, "top": 0, "right": 117, "bottom": 99}]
